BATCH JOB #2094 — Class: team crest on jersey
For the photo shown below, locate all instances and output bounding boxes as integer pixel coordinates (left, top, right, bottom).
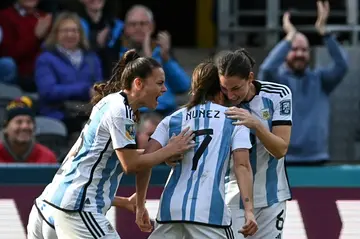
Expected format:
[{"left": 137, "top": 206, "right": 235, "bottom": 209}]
[
  {"left": 261, "top": 108, "right": 271, "bottom": 120},
  {"left": 280, "top": 100, "right": 291, "bottom": 115},
  {"left": 125, "top": 124, "right": 135, "bottom": 140}
]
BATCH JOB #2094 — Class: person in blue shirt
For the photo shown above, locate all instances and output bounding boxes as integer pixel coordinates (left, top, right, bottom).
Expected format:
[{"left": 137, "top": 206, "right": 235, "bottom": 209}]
[
  {"left": 120, "top": 5, "right": 191, "bottom": 117},
  {"left": 79, "top": 0, "right": 124, "bottom": 80},
  {"left": 258, "top": 1, "right": 348, "bottom": 164}
]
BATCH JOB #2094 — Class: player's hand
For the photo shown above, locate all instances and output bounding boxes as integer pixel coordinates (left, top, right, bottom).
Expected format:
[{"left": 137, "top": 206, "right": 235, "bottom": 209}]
[
  {"left": 240, "top": 211, "right": 258, "bottom": 237},
  {"left": 225, "top": 107, "right": 260, "bottom": 129},
  {"left": 123, "top": 193, "right": 136, "bottom": 213},
  {"left": 135, "top": 206, "right": 153, "bottom": 232},
  {"left": 164, "top": 154, "right": 183, "bottom": 167},
  {"left": 315, "top": 1, "right": 329, "bottom": 35},
  {"left": 166, "top": 127, "right": 195, "bottom": 157}
]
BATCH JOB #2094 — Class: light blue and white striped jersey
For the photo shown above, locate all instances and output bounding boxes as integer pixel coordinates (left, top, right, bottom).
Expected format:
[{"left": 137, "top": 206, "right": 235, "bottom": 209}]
[
  {"left": 151, "top": 102, "right": 252, "bottom": 227},
  {"left": 225, "top": 81, "right": 292, "bottom": 209},
  {"left": 40, "top": 92, "right": 136, "bottom": 214}
]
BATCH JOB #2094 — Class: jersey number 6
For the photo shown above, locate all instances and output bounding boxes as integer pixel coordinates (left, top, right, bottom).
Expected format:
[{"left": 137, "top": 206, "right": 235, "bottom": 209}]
[{"left": 191, "top": 129, "right": 213, "bottom": 171}]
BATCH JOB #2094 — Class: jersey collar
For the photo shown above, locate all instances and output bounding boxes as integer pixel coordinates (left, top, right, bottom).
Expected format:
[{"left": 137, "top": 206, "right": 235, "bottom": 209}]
[
  {"left": 241, "top": 81, "right": 261, "bottom": 104},
  {"left": 119, "top": 91, "right": 129, "bottom": 106}
]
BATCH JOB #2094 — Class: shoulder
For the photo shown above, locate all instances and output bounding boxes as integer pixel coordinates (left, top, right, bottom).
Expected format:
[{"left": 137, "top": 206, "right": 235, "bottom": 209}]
[
  {"left": 0, "top": 7, "right": 15, "bottom": 19},
  {"left": 0, "top": 143, "right": 8, "bottom": 155},
  {"left": 258, "top": 81, "right": 292, "bottom": 101},
  {"left": 33, "top": 143, "right": 58, "bottom": 163},
  {"left": 105, "top": 93, "right": 135, "bottom": 121},
  {"left": 37, "top": 51, "right": 57, "bottom": 62},
  {"left": 84, "top": 50, "right": 99, "bottom": 58},
  {"left": 83, "top": 51, "right": 101, "bottom": 64},
  {"left": 171, "top": 107, "right": 187, "bottom": 116}
]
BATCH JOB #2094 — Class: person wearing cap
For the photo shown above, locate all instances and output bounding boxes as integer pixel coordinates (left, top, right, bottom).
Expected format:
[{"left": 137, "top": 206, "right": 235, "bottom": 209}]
[{"left": 0, "top": 96, "right": 58, "bottom": 163}]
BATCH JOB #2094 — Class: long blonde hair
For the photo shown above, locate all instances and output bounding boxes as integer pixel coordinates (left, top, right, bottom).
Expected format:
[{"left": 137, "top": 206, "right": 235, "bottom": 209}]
[{"left": 44, "top": 12, "right": 89, "bottom": 50}]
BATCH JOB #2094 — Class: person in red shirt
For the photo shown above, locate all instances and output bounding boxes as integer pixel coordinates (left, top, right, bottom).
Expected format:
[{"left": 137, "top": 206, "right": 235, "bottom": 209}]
[
  {"left": 0, "top": 0, "right": 52, "bottom": 92},
  {"left": 0, "top": 96, "right": 57, "bottom": 163}
]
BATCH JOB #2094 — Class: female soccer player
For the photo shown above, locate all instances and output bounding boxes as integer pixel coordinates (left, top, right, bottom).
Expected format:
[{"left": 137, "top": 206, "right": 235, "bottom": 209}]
[
  {"left": 135, "top": 61, "right": 258, "bottom": 239},
  {"left": 27, "top": 49, "right": 195, "bottom": 239},
  {"left": 216, "top": 49, "right": 292, "bottom": 239}
]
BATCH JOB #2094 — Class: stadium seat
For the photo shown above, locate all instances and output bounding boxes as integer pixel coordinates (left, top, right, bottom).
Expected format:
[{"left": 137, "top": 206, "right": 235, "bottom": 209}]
[
  {"left": 0, "top": 83, "right": 23, "bottom": 107},
  {"left": 35, "top": 116, "right": 68, "bottom": 160},
  {"left": 0, "top": 107, "right": 6, "bottom": 125}
]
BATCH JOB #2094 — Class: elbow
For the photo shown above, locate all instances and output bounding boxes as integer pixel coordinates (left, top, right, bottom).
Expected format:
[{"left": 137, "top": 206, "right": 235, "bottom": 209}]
[
  {"left": 273, "top": 146, "right": 288, "bottom": 159},
  {"left": 235, "top": 161, "right": 252, "bottom": 173},
  {"left": 340, "top": 63, "right": 349, "bottom": 76},
  {"left": 122, "top": 162, "right": 142, "bottom": 174}
]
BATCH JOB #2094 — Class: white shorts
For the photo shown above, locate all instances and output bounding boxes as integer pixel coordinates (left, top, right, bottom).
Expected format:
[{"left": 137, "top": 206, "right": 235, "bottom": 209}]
[
  {"left": 27, "top": 203, "right": 57, "bottom": 239},
  {"left": 52, "top": 208, "right": 120, "bottom": 239},
  {"left": 148, "top": 222, "right": 235, "bottom": 239},
  {"left": 230, "top": 201, "right": 286, "bottom": 239}
]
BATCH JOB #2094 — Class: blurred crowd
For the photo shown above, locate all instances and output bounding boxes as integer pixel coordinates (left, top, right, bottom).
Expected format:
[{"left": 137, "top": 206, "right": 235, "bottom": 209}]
[
  {"left": 0, "top": 0, "right": 351, "bottom": 166},
  {"left": 0, "top": 0, "right": 191, "bottom": 164}
]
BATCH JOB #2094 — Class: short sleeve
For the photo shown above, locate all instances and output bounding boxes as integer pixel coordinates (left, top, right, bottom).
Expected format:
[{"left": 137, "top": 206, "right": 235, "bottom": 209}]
[
  {"left": 272, "top": 89, "right": 292, "bottom": 126},
  {"left": 108, "top": 115, "right": 137, "bottom": 150},
  {"left": 150, "top": 116, "right": 170, "bottom": 147},
  {"left": 232, "top": 125, "right": 252, "bottom": 150}
]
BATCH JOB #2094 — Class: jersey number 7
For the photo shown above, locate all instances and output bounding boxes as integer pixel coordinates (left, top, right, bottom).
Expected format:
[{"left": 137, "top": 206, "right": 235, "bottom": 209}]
[{"left": 191, "top": 129, "right": 213, "bottom": 171}]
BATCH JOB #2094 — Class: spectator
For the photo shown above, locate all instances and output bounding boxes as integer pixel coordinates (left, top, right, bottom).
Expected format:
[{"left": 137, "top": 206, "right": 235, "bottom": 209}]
[
  {"left": 79, "top": 0, "right": 124, "bottom": 80},
  {"left": 0, "top": 96, "right": 57, "bottom": 163},
  {"left": 35, "top": 12, "right": 102, "bottom": 135},
  {"left": 258, "top": 1, "right": 348, "bottom": 165},
  {"left": 136, "top": 112, "right": 163, "bottom": 149},
  {"left": 0, "top": 0, "right": 52, "bottom": 92},
  {"left": 0, "top": 26, "right": 17, "bottom": 84},
  {"left": 0, "top": 58, "right": 17, "bottom": 84},
  {"left": 122, "top": 5, "right": 191, "bottom": 116}
]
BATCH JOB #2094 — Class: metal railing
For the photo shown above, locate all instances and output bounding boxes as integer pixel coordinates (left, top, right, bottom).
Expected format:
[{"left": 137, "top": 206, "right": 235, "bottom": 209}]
[{"left": 217, "top": 0, "right": 359, "bottom": 47}]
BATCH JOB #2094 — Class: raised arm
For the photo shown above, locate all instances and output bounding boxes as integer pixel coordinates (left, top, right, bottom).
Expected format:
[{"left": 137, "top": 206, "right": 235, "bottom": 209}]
[
  {"left": 314, "top": 1, "right": 348, "bottom": 93},
  {"left": 258, "top": 12, "right": 296, "bottom": 83}
]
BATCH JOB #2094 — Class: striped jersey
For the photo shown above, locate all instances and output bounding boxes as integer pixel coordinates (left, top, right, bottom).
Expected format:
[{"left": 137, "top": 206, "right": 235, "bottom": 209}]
[
  {"left": 151, "top": 102, "right": 252, "bottom": 227},
  {"left": 225, "top": 81, "right": 292, "bottom": 209},
  {"left": 40, "top": 92, "right": 136, "bottom": 214}
]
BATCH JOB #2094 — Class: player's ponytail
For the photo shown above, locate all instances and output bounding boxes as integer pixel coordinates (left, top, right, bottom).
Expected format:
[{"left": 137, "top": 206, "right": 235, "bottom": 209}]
[
  {"left": 186, "top": 61, "right": 221, "bottom": 110},
  {"left": 215, "top": 48, "right": 256, "bottom": 79},
  {"left": 91, "top": 49, "right": 141, "bottom": 105}
]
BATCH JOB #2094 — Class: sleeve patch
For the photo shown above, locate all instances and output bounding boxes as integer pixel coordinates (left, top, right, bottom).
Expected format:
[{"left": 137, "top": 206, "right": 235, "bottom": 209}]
[
  {"left": 280, "top": 100, "right": 291, "bottom": 115},
  {"left": 125, "top": 124, "right": 136, "bottom": 140}
]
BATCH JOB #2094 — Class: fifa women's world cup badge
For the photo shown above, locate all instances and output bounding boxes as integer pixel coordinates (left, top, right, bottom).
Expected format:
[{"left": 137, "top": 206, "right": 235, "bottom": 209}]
[
  {"left": 125, "top": 124, "right": 136, "bottom": 140},
  {"left": 280, "top": 100, "right": 291, "bottom": 115}
]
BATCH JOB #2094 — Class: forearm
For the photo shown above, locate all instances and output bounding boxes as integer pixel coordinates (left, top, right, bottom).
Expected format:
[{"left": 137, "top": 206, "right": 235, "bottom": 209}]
[
  {"left": 134, "top": 146, "right": 173, "bottom": 172},
  {"left": 136, "top": 169, "right": 151, "bottom": 207},
  {"left": 324, "top": 34, "right": 347, "bottom": 65},
  {"left": 259, "top": 31, "right": 295, "bottom": 72},
  {"left": 112, "top": 196, "right": 129, "bottom": 207},
  {"left": 254, "top": 122, "right": 288, "bottom": 159},
  {"left": 234, "top": 164, "right": 254, "bottom": 212}
]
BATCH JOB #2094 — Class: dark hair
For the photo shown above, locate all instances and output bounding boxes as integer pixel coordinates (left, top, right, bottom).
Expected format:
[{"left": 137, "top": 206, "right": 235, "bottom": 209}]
[
  {"left": 215, "top": 48, "right": 256, "bottom": 79},
  {"left": 91, "top": 49, "right": 162, "bottom": 106},
  {"left": 185, "top": 60, "right": 221, "bottom": 109}
]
